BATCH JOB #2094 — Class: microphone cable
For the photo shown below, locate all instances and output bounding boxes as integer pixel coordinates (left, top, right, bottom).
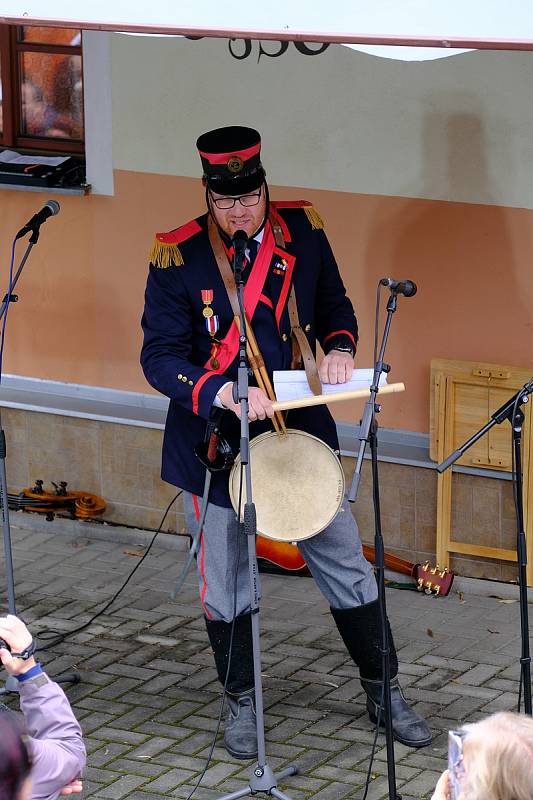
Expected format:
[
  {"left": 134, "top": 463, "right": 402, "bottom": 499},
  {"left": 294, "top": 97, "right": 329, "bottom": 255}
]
[{"left": 38, "top": 491, "right": 182, "bottom": 651}]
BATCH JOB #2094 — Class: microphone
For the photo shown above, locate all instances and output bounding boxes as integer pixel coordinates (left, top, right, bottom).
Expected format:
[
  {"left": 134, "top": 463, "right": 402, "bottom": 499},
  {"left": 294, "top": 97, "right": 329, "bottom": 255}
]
[
  {"left": 380, "top": 277, "right": 417, "bottom": 297},
  {"left": 232, "top": 229, "right": 248, "bottom": 280},
  {"left": 16, "top": 200, "right": 60, "bottom": 240},
  {"left": 232, "top": 230, "right": 248, "bottom": 256}
]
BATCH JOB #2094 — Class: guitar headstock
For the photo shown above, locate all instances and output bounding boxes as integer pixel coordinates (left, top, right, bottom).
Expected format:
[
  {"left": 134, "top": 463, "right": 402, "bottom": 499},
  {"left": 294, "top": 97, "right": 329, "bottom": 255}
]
[{"left": 413, "top": 561, "right": 454, "bottom": 597}]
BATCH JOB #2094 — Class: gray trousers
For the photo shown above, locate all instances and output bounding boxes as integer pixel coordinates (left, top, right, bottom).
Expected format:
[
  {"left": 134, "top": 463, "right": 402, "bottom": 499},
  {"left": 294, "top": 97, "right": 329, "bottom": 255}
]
[{"left": 184, "top": 493, "right": 378, "bottom": 622}]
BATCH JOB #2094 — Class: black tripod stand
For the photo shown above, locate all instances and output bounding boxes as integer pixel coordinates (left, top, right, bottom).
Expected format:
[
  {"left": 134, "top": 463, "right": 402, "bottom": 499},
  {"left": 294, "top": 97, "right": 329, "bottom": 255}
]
[
  {"left": 217, "top": 232, "right": 297, "bottom": 800},
  {"left": 0, "top": 221, "right": 79, "bottom": 693},
  {"left": 348, "top": 279, "right": 417, "bottom": 800},
  {"left": 437, "top": 381, "right": 533, "bottom": 715}
]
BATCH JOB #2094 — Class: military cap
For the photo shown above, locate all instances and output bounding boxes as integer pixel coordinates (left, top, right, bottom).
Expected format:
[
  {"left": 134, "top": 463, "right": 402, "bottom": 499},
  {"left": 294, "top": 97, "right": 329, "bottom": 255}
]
[{"left": 196, "top": 125, "right": 266, "bottom": 196}]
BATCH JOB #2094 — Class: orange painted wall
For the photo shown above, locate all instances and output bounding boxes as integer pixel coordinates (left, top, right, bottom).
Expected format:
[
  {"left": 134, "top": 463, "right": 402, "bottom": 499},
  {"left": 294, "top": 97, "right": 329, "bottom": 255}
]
[{"left": 1, "top": 170, "right": 532, "bottom": 432}]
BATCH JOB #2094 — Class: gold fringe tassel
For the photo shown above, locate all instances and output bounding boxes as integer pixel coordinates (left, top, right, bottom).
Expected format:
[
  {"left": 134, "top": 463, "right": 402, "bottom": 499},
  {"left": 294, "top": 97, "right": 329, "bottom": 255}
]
[
  {"left": 303, "top": 205, "right": 324, "bottom": 230},
  {"left": 149, "top": 240, "right": 184, "bottom": 268}
]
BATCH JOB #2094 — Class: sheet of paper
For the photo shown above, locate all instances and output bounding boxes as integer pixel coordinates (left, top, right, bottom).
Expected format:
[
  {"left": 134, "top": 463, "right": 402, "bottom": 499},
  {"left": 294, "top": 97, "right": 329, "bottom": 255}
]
[
  {"left": 0, "top": 149, "right": 69, "bottom": 167},
  {"left": 273, "top": 369, "right": 387, "bottom": 402}
]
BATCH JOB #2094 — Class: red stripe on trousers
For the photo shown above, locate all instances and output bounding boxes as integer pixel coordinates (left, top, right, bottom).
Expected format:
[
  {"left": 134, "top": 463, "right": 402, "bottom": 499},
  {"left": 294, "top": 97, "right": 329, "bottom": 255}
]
[{"left": 193, "top": 494, "right": 211, "bottom": 619}]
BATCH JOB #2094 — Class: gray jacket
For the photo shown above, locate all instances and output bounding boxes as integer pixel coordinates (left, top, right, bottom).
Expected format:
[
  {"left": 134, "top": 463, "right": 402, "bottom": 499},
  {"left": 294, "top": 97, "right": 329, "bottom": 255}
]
[{"left": 19, "top": 671, "right": 86, "bottom": 800}]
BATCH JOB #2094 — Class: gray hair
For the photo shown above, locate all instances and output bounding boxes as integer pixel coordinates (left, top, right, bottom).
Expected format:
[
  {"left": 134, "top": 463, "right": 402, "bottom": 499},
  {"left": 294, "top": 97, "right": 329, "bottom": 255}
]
[{"left": 461, "top": 712, "right": 533, "bottom": 800}]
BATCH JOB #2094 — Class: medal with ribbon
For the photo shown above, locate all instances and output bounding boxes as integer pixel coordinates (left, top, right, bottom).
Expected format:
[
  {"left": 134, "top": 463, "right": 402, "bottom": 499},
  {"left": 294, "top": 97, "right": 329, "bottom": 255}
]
[
  {"left": 201, "top": 289, "right": 219, "bottom": 338},
  {"left": 202, "top": 289, "right": 220, "bottom": 368}
]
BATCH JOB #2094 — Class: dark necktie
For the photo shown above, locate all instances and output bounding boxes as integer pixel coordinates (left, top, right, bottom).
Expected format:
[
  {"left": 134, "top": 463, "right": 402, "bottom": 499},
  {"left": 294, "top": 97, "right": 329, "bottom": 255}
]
[{"left": 247, "top": 238, "right": 259, "bottom": 266}]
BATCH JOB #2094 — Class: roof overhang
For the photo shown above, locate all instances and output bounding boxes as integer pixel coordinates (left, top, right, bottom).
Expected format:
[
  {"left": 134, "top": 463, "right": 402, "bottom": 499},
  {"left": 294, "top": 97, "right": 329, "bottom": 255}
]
[{"left": 1, "top": 1, "right": 533, "bottom": 52}]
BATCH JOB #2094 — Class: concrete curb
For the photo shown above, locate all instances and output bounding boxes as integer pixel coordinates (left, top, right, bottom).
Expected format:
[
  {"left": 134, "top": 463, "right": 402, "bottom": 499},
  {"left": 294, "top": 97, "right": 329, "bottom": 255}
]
[
  {"left": 9, "top": 509, "right": 189, "bottom": 551},
  {"left": 8, "top": 509, "right": 531, "bottom": 600}
]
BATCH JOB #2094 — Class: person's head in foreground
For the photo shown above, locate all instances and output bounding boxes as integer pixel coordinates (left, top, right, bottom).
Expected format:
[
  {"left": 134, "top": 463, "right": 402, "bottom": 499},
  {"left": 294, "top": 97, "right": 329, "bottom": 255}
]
[
  {"left": 0, "top": 711, "right": 31, "bottom": 800},
  {"left": 432, "top": 711, "right": 533, "bottom": 800}
]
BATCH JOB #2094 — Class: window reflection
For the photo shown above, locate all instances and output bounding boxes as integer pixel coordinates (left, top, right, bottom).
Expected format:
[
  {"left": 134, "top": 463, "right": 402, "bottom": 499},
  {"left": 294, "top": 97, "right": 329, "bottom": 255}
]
[
  {"left": 20, "top": 53, "right": 83, "bottom": 140},
  {"left": 19, "top": 27, "right": 80, "bottom": 46}
]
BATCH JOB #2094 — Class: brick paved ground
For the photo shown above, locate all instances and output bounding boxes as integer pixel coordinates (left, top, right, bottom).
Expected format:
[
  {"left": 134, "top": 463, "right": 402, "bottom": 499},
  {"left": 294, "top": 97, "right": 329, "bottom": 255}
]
[{"left": 0, "top": 513, "right": 529, "bottom": 800}]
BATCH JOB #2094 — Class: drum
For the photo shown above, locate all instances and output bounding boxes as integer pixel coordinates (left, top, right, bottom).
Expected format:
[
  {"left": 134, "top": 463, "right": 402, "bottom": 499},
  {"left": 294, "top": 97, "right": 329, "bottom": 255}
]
[{"left": 228, "top": 429, "right": 345, "bottom": 542}]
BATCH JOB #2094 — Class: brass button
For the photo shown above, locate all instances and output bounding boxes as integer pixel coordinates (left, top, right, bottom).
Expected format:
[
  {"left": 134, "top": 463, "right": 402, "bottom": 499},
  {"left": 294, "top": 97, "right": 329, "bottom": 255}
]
[
  {"left": 182, "top": 376, "right": 187, "bottom": 382},
  {"left": 304, "top": 323, "right": 311, "bottom": 333},
  {"left": 177, "top": 373, "right": 182, "bottom": 379},
  {"left": 188, "top": 380, "right": 193, "bottom": 386},
  {"left": 281, "top": 333, "right": 288, "bottom": 342}
]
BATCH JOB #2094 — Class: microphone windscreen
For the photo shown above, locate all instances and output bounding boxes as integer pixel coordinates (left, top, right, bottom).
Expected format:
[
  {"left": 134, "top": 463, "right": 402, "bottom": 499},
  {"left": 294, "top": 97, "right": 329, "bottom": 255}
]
[
  {"left": 45, "top": 200, "right": 61, "bottom": 216},
  {"left": 232, "top": 229, "right": 248, "bottom": 246}
]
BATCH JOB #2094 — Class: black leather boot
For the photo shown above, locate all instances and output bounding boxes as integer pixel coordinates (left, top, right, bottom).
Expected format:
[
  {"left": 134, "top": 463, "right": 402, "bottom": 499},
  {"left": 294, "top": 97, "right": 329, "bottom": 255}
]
[
  {"left": 205, "top": 613, "right": 258, "bottom": 759},
  {"left": 331, "top": 601, "right": 432, "bottom": 748},
  {"left": 361, "top": 676, "right": 432, "bottom": 748},
  {"left": 224, "top": 689, "right": 257, "bottom": 759}
]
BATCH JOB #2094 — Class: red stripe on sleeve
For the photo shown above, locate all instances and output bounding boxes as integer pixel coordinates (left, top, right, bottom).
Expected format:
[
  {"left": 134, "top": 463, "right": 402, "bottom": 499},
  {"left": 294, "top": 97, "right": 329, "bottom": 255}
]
[
  {"left": 323, "top": 329, "right": 357, "bottom": 348},
  {"left": 192, "top": 372, "right": 217, "bottom": 415}
]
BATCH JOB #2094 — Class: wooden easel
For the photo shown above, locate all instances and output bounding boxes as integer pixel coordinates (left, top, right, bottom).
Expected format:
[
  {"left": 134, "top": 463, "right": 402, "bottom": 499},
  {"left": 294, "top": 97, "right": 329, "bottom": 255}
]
[{"left": 431, "top": 358, "right": 533, "bottom": 585}]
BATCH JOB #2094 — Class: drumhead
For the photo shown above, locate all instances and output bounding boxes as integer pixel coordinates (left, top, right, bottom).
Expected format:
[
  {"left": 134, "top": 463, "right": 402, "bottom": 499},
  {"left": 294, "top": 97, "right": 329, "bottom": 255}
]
[{"left": 229, "top": 429, "right": 345, "bottom": 542}]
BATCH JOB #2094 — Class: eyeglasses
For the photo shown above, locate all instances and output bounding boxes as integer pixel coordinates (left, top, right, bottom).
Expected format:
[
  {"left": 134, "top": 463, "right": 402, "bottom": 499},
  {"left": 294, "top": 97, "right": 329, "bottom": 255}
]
[{"left": 210, "top": 190, "right": 262, "bottom": 210}]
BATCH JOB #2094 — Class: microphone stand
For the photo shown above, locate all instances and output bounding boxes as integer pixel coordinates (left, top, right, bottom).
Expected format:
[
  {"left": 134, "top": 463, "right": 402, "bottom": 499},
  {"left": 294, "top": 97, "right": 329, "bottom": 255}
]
[
  {"left": 348, "top": 287, "right": 402, "bottom": 800},
  {"left": 217, "top": 240, "right": 297, "bottom": 800},
  {"left": 0, "top": 225, "right": 79, "bottom": 694},
  {"left": 437, "top": 382, "right": 533, "bottom": 715}
]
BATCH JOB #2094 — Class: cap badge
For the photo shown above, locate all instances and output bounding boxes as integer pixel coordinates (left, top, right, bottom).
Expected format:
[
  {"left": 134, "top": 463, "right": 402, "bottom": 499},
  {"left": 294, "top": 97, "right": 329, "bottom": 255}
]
[{"left": 227, "top": 155, "right": 244, "bottom": 173}]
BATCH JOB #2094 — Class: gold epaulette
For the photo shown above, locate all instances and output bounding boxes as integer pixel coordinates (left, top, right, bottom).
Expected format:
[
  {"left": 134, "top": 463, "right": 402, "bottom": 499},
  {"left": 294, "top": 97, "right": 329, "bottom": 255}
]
[
  {"left": 270, "top": 200, "right": 324, "bottom": 230},
  {"left": 149, "top": 219, "right": 202, "bottom": 268}
]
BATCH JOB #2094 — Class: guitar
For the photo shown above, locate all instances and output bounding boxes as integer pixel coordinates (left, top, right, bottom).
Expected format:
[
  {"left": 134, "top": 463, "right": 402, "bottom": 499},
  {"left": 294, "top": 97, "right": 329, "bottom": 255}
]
[{"left": 256, "top": 536, "right": 454, "bottom": 597}]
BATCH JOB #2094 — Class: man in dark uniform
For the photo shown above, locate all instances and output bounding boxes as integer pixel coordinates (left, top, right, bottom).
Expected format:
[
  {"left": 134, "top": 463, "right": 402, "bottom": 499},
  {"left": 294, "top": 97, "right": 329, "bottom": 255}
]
[{"left": 141, "top": 126, "right": 431, "bottom": 759}]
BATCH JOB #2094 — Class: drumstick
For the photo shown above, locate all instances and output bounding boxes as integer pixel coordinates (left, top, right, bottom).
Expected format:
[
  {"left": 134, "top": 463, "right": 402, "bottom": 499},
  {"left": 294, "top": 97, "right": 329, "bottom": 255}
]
[{"left": 271, "top": 382, "right": 405, "bottom": 412}]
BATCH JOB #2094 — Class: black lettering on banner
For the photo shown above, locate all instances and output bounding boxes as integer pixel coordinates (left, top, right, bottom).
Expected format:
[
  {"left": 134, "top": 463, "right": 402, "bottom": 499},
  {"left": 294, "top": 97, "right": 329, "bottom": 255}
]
[
  {"left": 257, "top": 40, "right": 289, "bottom": 62},
  {"left": 228, "top": 38, "right": 253, "bottom": 60},
  {"left": 185, "top": 37, "right": 330, "bottom": 60},
  {"left": 225, "top": 39, "right": 329, "bottom": 61},
  {"left": 293, "top": 41, "right": 330, "bottom": 56}
]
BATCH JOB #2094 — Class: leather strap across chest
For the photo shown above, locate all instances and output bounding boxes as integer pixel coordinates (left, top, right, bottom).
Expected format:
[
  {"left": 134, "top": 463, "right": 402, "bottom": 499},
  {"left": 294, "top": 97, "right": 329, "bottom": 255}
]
[{"left": 208, "top": 214, "right": 322, "bottom": 396}]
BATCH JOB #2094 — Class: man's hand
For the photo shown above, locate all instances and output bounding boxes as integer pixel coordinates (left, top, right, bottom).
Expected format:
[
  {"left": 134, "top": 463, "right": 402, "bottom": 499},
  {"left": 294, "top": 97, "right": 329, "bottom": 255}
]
[
  {"left": 319, "top": 350, "right": 354, "bottom": 385},
  {"left": 430, "top": 770, "right": 449, "bottom": 800},
  {"left": 218, "top": 384, "right": 275, "bottom": 421},
  {"left": 0, "top": 614, "right": 36, "bottom": 676},
  {"left": 60, "top": 779, "right": 83, "bottom": 795}
]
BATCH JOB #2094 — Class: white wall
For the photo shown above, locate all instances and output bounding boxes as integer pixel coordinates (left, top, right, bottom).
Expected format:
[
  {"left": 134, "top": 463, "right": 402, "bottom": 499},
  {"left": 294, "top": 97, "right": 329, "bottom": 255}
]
[
  {"left": 83, "top": 30, "right": 114, "bottom": 195},
  {"left": 111, "top": 35, "right": 533, "bottom": 209}
]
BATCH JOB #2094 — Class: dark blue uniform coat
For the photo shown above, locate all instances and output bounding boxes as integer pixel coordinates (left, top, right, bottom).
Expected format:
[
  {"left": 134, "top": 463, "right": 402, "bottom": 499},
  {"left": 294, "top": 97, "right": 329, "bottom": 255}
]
[{"left": 141, "top": 201, "right": 358, "bottom": 507}]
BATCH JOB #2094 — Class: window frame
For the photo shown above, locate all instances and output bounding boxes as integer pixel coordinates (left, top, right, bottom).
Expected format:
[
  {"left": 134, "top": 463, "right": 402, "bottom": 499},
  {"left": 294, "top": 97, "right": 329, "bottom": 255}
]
[{"left": 0, "top": 23, "right": 84, "bottom": 154}]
